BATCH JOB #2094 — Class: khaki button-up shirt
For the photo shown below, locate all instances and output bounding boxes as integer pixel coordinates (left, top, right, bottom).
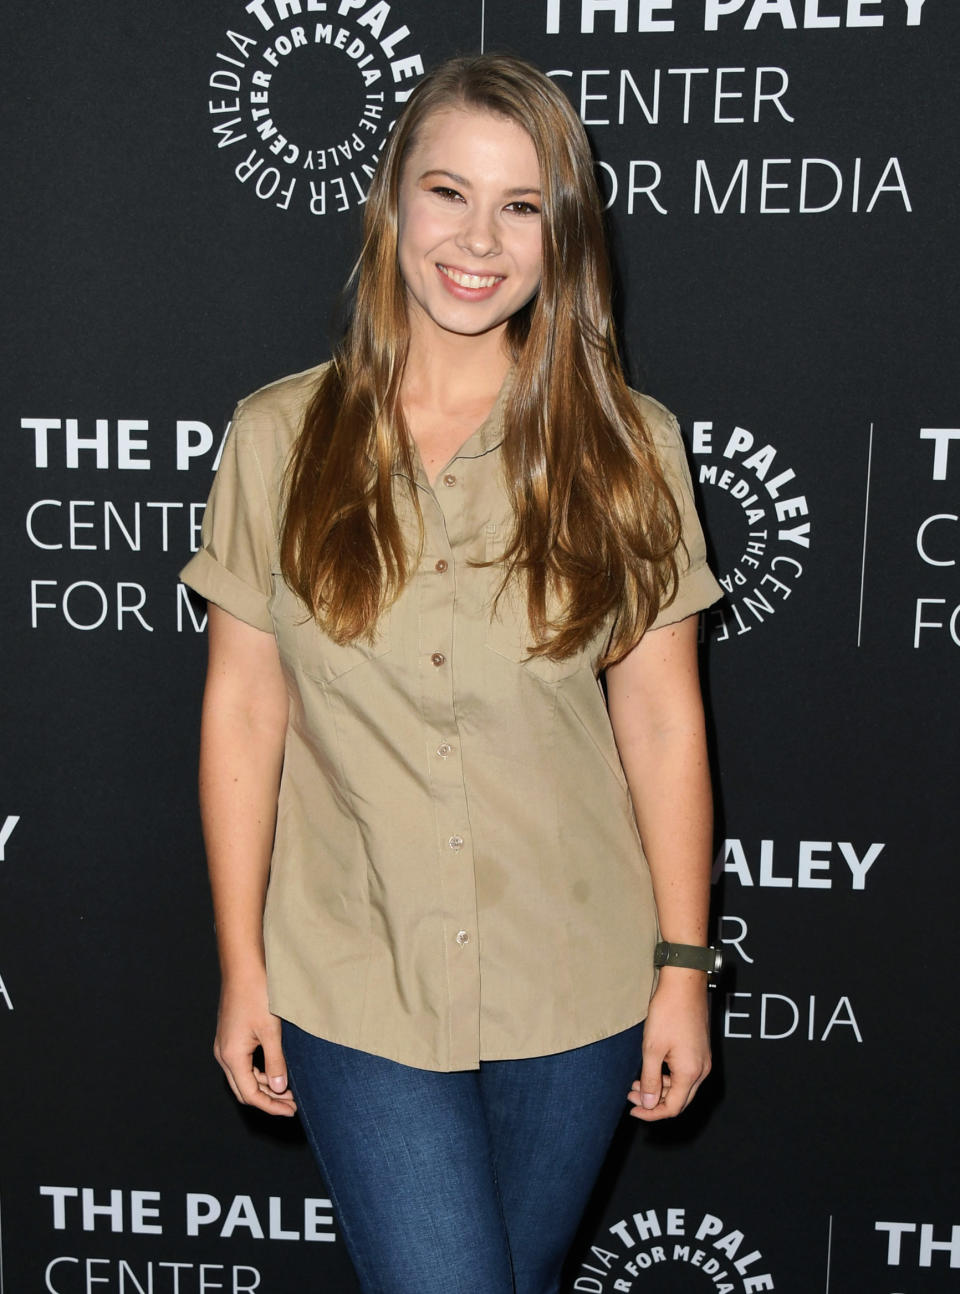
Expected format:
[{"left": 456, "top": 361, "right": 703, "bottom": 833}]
[{"left": 181, "top": 363, "right": 722, "bottom": 1071}]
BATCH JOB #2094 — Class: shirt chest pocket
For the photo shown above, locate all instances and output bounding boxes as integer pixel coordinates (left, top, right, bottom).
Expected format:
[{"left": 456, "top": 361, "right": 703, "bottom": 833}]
[
  {"left": 270, "top": 571, "right": 392, "bottom": 685},
  {"left": 483, "top": 531, "right": 584, "bottom": 685}
]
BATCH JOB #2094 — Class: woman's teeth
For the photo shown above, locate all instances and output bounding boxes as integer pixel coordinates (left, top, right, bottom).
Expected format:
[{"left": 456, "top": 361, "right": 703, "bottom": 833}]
[{"left": 439, "top": 265, "right": 503, "bottom": 289}]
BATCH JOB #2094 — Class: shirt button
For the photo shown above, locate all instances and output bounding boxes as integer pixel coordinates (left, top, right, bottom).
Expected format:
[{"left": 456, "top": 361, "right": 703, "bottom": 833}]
[
  {"left": 456, "top": 930, "right": 470, "bottom": 946},
  {"left": 448, "top": 835, "right": 464, "bottom": 851},
  {"left": 436, "top": 743, "right": 453, "bottom": 758},
  {"left": 431, "top": 652, "right": 446, "bottom": 667},
  {"left": 434, "top": 559, "right": 448, "bottom": 573},
  {"left": 442, "top": 473, "right": 457, "bottom": 487}
]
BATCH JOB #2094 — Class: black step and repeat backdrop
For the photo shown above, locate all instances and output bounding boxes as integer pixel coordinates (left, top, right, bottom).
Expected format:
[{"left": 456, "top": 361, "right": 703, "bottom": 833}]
[{"left": 4, "top": 1, "right": 958, "bottom": 1291}]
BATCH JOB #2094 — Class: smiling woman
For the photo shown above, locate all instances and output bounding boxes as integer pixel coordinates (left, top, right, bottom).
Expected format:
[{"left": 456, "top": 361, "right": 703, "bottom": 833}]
[
  {"left": 180, "top": 51, "right": 722, "bottom": 1294},
  {"left": 397, "top": 110, "right": 543, "bottom": 343}
]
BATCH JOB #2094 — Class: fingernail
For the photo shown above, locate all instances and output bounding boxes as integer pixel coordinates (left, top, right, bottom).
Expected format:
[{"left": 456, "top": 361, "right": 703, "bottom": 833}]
[
  {"left": 270, "top": 1075, "right": 286, "bottom": 1092},
  {"left": 641, "top": 1092, "right": 658, "bottom": 1109}
]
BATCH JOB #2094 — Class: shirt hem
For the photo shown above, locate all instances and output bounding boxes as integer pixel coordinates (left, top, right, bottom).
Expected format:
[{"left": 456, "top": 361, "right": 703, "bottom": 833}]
[{"left": 271, "top": 999, "right": 650, "bottom": 1072}]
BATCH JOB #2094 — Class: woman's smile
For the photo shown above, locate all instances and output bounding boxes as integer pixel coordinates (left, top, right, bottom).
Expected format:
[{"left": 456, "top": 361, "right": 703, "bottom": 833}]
[{"left": 436, "top": 263, "right": 507, "bottom": 297}]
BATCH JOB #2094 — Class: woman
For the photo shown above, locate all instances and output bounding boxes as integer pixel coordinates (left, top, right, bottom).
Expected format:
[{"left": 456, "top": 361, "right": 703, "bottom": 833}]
[{"left": 181, "top": 53, "right": 723, "bottom": 1294}]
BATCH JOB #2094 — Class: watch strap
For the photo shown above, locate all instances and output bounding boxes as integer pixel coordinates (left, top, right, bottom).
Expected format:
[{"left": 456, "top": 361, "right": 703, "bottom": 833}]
[{"left": 654, "top": 941, "right": 724, "bottom": 974}]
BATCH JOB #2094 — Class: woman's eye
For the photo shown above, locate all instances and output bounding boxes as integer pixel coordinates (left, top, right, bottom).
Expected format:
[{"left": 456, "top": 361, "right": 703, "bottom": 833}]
[
  {"left": 506, "top": 201, "right": 541, "bottom": 215},
  {"left": 431, "top": 186, "right": 464, "bottom": 202}
]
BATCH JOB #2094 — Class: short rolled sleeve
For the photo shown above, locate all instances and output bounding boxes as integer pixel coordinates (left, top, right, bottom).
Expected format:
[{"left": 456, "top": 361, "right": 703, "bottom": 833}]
[
  {"left": 640, "top": 398, "right": 723, "bottom": 632},
  {"left": 179, "top": 406, "right": 275, "bottom": 633}
]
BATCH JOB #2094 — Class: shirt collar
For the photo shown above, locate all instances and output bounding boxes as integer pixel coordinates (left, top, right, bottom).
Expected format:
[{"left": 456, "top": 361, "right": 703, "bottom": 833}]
[
  {"left": 389, "top": 366, "right": 514, "bottom": 481},
  {"left": 452, "top": 366, "right": 514, "bottom": 460}
]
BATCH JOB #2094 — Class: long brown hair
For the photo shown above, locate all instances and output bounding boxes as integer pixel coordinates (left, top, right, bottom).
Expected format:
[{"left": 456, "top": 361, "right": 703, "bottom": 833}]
[{"left": 280, "top": 54, "right": 681, "bottom": 666}]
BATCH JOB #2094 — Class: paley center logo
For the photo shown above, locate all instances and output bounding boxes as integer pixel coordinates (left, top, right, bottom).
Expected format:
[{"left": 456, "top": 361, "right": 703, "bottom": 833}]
[
  {"left": 690, "top": 420, "right": 811, "bottom": 643},
  {"left": 207, "top": 0, "right": 425, "bottom": 216},
  {"left": 573, "top": 1204, "right": 775, "bottom": 1292}
]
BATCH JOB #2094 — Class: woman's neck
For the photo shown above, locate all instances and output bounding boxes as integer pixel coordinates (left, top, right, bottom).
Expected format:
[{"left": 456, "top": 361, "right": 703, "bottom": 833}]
[
  {"left": 400, "top": 326, "right": 512, "bottom": 483},
  {"left": 402, "top": 324, "right": 512, "bottom": 414}
]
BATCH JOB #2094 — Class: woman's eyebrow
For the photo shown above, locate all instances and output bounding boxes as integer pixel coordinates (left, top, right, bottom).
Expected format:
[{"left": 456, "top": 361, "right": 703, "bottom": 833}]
[
  {"left": 418, "top": 168, "right": 541, "bottom": 197},
  {"left": 418, "top": 168, "right": 469, "bottom": 185}
]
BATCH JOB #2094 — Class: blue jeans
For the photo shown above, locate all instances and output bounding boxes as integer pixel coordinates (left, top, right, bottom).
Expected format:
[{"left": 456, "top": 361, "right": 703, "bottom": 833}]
[{"left": 282, "top": 1020, "right": 645, "bottom": 1294}]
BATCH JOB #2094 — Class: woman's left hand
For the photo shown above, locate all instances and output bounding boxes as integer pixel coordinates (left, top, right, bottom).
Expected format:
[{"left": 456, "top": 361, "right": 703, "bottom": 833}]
[{"left": 626, "top": 969, "right": 712, "bottom": 1121}]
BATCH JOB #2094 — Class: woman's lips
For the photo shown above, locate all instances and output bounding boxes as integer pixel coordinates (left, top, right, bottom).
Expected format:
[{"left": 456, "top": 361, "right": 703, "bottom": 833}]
[{"left": 436, "top": 263, "right": 505, "bottom": 299}]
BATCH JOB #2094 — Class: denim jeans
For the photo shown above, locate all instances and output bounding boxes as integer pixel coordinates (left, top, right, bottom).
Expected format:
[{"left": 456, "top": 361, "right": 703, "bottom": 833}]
[{"left": 281, "top": 1019, "right": 645, "bottom": 1294}]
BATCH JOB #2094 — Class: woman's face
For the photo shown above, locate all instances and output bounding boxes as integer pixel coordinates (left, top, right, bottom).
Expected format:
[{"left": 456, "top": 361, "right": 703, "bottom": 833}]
[{"left": 397, "top": 107, "right": 543, "bottom": 348}]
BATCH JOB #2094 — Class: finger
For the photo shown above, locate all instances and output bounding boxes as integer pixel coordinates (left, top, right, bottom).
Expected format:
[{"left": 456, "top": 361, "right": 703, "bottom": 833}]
[
  {"left": 629, "top": 1070, "right": 700, "bottom": 1122},
  {"left": 253, "top": 1066, "right": 297, "bottom": 1111},
  {"left": 634, "top": 1050, "right": 665, "bottom": 1111},
  {"left": 219, "top": 1046, "right": 297, "bottom": 1117},
  {"left": 259, "top": 1023, "right": 293, "bottom": 1096},
  {"left": 214, "top": 1044, "right": 246, "bottom": 1106},
  {"left": 237, "top": 1075, "right": 298, "bottom": 1116}
]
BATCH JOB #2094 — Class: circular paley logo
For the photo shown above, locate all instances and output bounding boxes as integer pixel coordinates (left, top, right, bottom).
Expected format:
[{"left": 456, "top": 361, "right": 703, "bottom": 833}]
[
  {"left": 207, "top": 1, "right": 425, "bottom": 216},
  {"left": 690, "top": 420, "right": 812, "bottom": 643},
  {"left": 572, "top": 1205, "right": 776, "bottom": 1293}
]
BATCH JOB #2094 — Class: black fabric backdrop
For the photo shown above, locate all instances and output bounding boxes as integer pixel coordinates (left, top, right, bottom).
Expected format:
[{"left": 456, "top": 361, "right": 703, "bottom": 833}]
[{"left": 3, "top": 1, "right": 958, "bottom": 1290}]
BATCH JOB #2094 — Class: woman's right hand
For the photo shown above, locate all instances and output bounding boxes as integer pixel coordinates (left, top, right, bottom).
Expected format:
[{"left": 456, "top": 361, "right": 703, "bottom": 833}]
[
  {"left": 200, "top": 606, "right": 294, "bottom": 1117},
  {"left": 214, "top": 975, "right": 297, "bottom": 1117}
]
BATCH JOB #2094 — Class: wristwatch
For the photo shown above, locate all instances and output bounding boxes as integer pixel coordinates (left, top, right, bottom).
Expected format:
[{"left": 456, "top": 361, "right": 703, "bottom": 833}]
[{"left": 654, "top": 941, "right": 724, "bottom": 975}]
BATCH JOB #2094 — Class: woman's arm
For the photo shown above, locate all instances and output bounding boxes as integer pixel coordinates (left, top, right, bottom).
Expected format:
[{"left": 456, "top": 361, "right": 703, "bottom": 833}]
[
  {"left": 605, "top": 612, "right": 713, "bottom": 1121},
  {"left": 199, "top": 603, "right": 296, "bottom": 1116}
]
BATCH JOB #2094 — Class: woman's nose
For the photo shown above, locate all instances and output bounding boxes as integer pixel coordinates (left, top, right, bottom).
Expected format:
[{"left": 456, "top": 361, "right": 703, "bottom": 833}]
[{"left": 456, "top": 209, "right": 500, "bottom": 257}]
